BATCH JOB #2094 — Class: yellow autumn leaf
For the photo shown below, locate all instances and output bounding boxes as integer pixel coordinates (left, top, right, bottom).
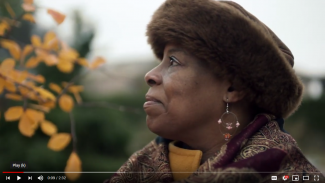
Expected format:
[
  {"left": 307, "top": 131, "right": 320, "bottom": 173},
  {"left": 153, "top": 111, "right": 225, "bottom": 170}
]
[
  {"left": 25, "top": 56, "right": 40, "bottom": 68},
  {"left": 89, "top": 57, "right": 105, "bottom": 69},
  {"left": 44, "top": 31, "right": 56, "bottom": 43},
  {"left": 47, "top": 133, "right": 71, "bottom": 151},
  {"left": 35, "top": 48, "right": 47, "bottom": 59},
  {"left": 22, "top": 13, "right": 35, "bottom": 23},
  {"left": 0, "top": 78, "right": 5, "bottom": 94},
  {"left": 0, "top": 27, "right": 5, "bottom": 36},
  {"left": 18, "top": 86, "right": 30, "bottom": 96},
  {"left": 10, "top": 70, "right": 28, "bottom": 83},
  {"left": 25, "top": 81, "right": 35, "bottom": 87},
  {"left": 49, "top": 83, "right": 62, "bottom": 94},
  {"left": 9, "top": 43, "right": 21, "bottom": 60},
  {"left": 47, "top": 9, "right": 66, "bottom": 25},
  {"left": 43, "top": 31, "right": 57, "bottom": 50},
  {"left": 8, "top": 70, "right": 17, "bottom": 81},
  {"left": 0, "top": 58, "right": 15, "bottom": 75},
  {"left": 0, "top": 21, "right": 9, "bottom": 36},
  {"left": 68, "top": 85, "right": 84, "bottom": 93},
  {"left": 28, "top": 73, "right": 45, "bottom": 83},
  {"left": 40, "top": 101, "right": 56, "bottom": 109},
  {"left": 36, "top": 75, "right": 45, "bottom": 83},
  {"left": 76, "top": 58, "right": 88, "bottom": 67},
  {"left": 5, "top": 2, "right": 15, "bottom": 18},
  {"left": 15, "top": 70, "right": 29, "bottom": 83},
  {"left": 57, "top": 59, "right": 74, "bottom": 73},
  {"left": 59, "top": 94, "right": 74, "bottom": 112},
  {"left": 27, "top": 92, "right": 39, "bottom": 101},
  {"left": 22, "top": 45, "right": 34, "bottom": 58},
  {"left": 25, "top": 108, "right": 44, "bottom": 126},
  {"left": 9, "top": 70, "right": 19, "bottom": 82},
  {"left": 28, "top": 103, "right": 50, "bottom": 113},
  {"left": 59, "top": 49, "right": 79, "bottom": 61},
  {"left": 21, "top": 3, "right": 35, "bottom": 12},
  {"left": 4, "top": 80, "right": 16, "bottom": 92},
  {"left": 1, "top": 40, "right": 21, "bottom": 60},
  {"left": 1, "top": 39, "right": 13, "bottom": 47},
  {"left": 5, "top": 93, "right": 23, "bottom": 101},
  {"left": 65, "top": 152, "right": 82, "bottom": 181},
  {"left": 43, "top": 54, "right": 58, "bottom": 66},
  {"left": 18, "top": 113, "right": 35, "bottom": 137},
  {"left": 73, "top": 92, "right": 82, "bottom": 104},
  {"left": 40, "top": 120, "right": 57, "bottom": 136},
  {"left": 24, "top": 0, "right": 34, "bottom": 4},
  {"left": 50, "top": 39, "right": 59, "bottom": 51},
  {"left": 31, "top": 35, "right": 42, "bottom": 47},
  {"left": 4, "top": 106, "right": 24, "bottom": 121},
  {"left": 34, "top": 87, "right": 56, "bottom": 101}
]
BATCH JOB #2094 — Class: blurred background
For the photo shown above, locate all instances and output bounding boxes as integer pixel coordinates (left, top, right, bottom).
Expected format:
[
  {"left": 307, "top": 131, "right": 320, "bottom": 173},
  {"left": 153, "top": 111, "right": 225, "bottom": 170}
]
[{"left": 0, "top": 0, "right": 324, "bottom": 182}]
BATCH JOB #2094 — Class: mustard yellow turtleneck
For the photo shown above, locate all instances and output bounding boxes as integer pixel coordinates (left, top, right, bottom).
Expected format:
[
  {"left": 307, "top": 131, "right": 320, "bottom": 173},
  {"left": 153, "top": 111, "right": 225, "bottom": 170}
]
[{"left": 168, "top": 141, "right": 202, "bottom": 181}]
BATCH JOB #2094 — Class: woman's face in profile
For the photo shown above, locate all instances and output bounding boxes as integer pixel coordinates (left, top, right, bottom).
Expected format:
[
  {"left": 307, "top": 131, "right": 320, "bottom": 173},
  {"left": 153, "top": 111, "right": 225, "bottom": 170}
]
[{"left": 144, "top": 44, "right": 229, "bottom": 140}]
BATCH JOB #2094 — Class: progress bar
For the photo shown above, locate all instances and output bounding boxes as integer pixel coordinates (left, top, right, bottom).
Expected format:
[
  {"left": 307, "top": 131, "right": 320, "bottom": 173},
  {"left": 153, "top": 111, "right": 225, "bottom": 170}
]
[
  {"left": 3, "top": 172, "right": 115, "bottom": 173},
  {"left": 3, "top": 171, "right": 323, "bottom": 174}
]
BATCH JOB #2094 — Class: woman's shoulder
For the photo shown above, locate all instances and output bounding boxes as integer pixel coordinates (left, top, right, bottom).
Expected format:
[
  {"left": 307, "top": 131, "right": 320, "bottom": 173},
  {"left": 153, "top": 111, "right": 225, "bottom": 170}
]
[
  {"left": 234, "top": 118, "right": 320, "bottom": 173},
  {"left": 107, "top": 137, "right": 173, "bottom": 183},
  {"left": 235, "top": 119, "right": 296, "bottom": 159},
  {"left": 253, "top": 118, "right": 297, "bottom": 145}
]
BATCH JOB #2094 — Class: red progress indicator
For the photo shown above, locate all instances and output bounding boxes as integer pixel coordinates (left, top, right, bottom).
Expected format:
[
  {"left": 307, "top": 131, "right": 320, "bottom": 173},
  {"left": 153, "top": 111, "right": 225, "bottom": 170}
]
[{"left": 3, "top": 172, "right": 24, "bottom": 173}]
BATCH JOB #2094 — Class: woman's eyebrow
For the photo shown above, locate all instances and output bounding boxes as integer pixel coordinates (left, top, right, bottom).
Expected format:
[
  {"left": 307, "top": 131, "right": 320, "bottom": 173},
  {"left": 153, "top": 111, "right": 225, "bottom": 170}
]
[{"left": 167, "top": 48, "right": 188, "bottom": 55}]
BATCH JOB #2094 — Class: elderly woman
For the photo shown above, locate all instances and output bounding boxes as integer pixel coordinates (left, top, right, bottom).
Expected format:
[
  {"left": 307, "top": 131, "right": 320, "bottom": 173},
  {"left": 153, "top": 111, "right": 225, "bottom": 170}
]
[{"left": 106, "top": 0, "right": 324, "bottom": 182}]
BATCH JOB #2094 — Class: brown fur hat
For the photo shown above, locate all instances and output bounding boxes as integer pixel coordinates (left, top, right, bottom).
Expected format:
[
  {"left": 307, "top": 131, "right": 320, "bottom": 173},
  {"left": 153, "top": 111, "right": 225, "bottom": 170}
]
[{"left": 146, "top": 0, "right": 303, "bottom": 118}]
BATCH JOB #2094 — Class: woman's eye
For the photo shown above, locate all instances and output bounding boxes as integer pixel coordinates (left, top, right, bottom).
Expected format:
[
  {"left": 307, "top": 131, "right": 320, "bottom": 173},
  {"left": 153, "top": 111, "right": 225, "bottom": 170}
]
[{"left": 169, "top": 56, "right": 180, "bottom": 66}]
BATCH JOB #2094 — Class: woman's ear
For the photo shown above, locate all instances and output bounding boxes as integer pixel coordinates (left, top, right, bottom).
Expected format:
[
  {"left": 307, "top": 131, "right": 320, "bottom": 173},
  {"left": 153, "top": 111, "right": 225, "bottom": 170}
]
[{"left": 223, "top": 86, "right": 246, "bottom": 103}]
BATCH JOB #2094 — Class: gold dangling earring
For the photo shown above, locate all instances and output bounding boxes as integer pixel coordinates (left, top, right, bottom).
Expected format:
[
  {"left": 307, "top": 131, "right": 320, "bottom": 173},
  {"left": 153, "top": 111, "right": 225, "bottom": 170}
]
[{"left": 218, "top": 98, "right": 240, "bottom": 141}]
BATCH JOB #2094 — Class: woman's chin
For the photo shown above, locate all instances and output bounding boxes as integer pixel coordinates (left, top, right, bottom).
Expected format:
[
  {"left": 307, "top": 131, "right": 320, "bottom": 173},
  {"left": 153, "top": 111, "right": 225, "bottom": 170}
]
[
  {"left": 146, "top": 118, "right": 177, "bottom": 139},
  {"left": 143, "top": 104, "right": 165, "bottom": 116},
  {"left": 146, "top": 118, "right": 164, "bottom": 135}
]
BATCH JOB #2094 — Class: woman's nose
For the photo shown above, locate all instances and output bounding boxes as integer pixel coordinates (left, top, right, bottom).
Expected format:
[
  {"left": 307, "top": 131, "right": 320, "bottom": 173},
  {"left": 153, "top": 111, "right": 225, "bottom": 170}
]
[{"left": 144, "top": 67, "right": 162, "bottom": 87}]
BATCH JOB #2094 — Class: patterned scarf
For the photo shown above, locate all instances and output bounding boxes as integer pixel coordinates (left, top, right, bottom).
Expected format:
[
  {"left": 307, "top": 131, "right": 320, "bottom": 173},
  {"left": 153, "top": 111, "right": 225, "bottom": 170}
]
[{"left": 105, "top": 114, "right": 324, "bottom": 183}]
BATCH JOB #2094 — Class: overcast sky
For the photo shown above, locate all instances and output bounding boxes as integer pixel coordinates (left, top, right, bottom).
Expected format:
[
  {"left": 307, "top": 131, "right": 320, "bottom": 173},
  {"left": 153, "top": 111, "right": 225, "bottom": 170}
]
[{"left": 34, "top": 0, "right": 325, "bottom": 77}]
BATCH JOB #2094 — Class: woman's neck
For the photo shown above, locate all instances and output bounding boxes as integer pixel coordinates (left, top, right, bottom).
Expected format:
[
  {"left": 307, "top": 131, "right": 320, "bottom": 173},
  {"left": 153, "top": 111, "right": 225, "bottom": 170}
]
[
  {"left": 180, "top": 107, "right": 256, "bottom": 164},
  {"left": 199, "top": 140, "right": 224, "bottom": 164},
  {"left": 176, "top": 140, "right": 224, "bottom": 164}
]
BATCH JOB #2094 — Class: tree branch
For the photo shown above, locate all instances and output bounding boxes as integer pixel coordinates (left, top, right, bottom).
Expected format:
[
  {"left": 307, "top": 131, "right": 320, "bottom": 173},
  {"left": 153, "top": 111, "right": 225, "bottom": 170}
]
[
  {"left": 69, "top": 112, "right": 77, "bottom": 153},
  {"left": 0, "top": 73, "right": 49, "bottom": 103},
  {"left": 57, "top": 70, "right": 90, "bottom": 101}
]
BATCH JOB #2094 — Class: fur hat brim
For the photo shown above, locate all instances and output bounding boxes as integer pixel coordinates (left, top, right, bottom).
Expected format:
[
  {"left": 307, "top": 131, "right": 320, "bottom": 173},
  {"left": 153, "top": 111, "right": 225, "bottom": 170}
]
[{"left": 146, "top": 0, "right": 303, "bottom": 118}]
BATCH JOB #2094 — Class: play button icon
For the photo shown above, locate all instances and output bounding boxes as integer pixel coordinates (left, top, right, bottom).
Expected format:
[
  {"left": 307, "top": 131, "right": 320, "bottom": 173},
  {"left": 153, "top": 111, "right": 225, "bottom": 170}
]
[{"left": 17, "top": 176, "right": 21, "bottom": 180}]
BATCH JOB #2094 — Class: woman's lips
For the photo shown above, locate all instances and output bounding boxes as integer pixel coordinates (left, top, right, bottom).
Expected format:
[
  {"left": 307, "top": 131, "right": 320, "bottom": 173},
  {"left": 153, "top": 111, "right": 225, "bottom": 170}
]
[
  {"left": 144, "top": 95, "right": 163, "bottom": 108},
  {"left": 143, "top": 101, "right": 162, "bottom": 108}
]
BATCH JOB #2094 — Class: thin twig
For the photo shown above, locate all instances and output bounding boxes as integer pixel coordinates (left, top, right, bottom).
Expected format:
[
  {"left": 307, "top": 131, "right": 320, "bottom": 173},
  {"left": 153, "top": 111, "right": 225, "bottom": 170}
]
[
  {"left": 27, "top": 103, "right": 50, "bottom": 113},
  {"left": 23, "top": 96, "right": 27, "bottom": 111},
  {"left": 69, "top": 112, "right": 77, "bottom": 153},
  {"left": 0, "top": 73, "right": 48, "bottom": 103},
  {"left": 57, "top": 70, "right": 90, "bottom": 100},
  {"left": 2, "top": 11, "right": 24, "bottom": 39},
  {"left": 76, "top": 101, "right": 143, "bottom": 114}
]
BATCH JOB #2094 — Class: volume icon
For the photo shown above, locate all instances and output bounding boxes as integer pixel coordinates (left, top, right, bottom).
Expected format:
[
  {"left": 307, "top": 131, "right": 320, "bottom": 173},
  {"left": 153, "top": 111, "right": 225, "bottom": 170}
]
[{"left": 38, "top": 175, "right": 43, "bottom": 181}]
